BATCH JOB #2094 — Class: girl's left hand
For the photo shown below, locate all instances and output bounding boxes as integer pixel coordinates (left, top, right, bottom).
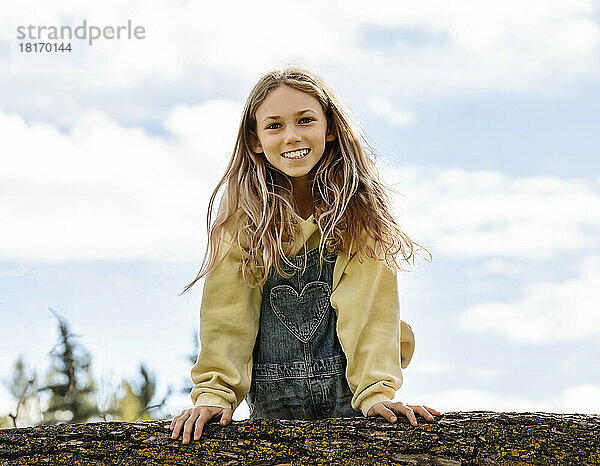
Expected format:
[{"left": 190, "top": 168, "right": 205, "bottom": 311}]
[{"left": 367, "top": 401, "right": 442, "bottom": 426}]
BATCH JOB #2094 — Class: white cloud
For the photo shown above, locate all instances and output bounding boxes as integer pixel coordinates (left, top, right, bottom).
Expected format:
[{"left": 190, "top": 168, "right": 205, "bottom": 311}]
[
  {"left": 164, "top": 100, "right": 242, "bottom": 166},
  {"left": 2, "top": 0, "right": 599, "bottom": 121},
  {"left": 410, "top": 361, "right": 504, "bottom": 383},
  {"left": 411, "top": 359, "right": 454, "bottom": 375},
  {"left": 367, "top": 98, "right": 416, "bottom": 126},
  {"left": 561, "top": 384, "right": 600, "bottom": 414},
  {"left": 465, "top": 366, "right": 505, "bottom": 383},
  {"left": 557, "top": 346, "right": 592, "bottom": 374},
  {"left": 456, "top": 255, "right": 600, "bottom": 343},
  {"left": 405, "top": 388, "right": 547, "bottom": 413},
  {"left": 469, "top": 259, "right": 530, "bottom": 277},
  {"left": 390, "top": 166, "right": 600, "bottom": 259},
  {"left": 0, "top": 107, "right": 217, "bottom": 262},
  {"left": 404, "top": 384, "right": 600, "bottom": 414}
]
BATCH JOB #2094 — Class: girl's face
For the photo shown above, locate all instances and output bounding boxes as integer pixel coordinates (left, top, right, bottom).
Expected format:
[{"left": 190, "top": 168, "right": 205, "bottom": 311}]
[{"left": 251, "top": 85, "right": 336, "bottom": 182}]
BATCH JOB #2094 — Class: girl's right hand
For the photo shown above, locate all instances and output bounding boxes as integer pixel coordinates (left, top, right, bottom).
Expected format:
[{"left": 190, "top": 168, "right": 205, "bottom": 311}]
[{"left": 169, "top": 406, "right": 233, "bottom": 444}]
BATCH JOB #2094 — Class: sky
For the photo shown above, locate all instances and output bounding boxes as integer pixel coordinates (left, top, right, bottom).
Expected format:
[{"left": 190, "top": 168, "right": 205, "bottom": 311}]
[{"left": 1, "top": 0, "right": 599, "bottom": 425}]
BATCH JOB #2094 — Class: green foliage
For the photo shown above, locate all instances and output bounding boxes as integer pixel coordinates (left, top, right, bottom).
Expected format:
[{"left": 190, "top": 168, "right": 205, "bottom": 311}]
[
  {"left": 40, "top": 308, "right": 102, "bottom": 425},
  {"left": 111, "top": 363, "right": 171, "bottom": 421},
  {"left": 1, "top": 357, "right": 41, "bottom": 428},
  {"left": 2, "top": 307, "right": 181, "bottom": 429}
]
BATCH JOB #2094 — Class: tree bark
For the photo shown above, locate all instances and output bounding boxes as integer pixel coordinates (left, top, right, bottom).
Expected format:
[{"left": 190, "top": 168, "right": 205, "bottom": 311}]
[{"left": 1, "top": 411, "right": 598, "bottom": 465}]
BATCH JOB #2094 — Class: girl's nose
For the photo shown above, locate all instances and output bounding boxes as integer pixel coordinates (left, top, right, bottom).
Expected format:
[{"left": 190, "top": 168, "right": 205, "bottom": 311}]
[{"left": 283, "top": 129, "right": 301, "bottom": 144}]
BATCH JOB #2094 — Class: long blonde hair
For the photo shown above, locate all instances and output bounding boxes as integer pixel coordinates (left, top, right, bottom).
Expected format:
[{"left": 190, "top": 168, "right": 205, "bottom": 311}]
[{"left": 180, "top": 66, "right": 431, "bottom": 294}]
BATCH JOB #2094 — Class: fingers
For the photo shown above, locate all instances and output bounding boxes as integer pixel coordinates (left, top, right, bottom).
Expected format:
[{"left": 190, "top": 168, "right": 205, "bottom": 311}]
[
  {"left": 375, "top": 402, "right": 418, "bottom": 426},
  {"left": 170, "top": 408, "right": 207, "bottom": 444},
  {"left": 219, "top": 408, "right": 233, "bottom": 426},
  {"left": 404, "top": 404, "right": 443, "bottom": 425},
  {"left": 398, "top": 404, "right": 418, "bottom": 426},
  {"left": 423, "top": 405, "right": 442, "bottom": 416},
  {"left": 369, "top": 401, "right": 442, "bottom": 427},
  {"left": 189, "top": 411, "right": 210, "bottom": 442},
  {"left": 368, "top": 402, "right": 400, "bottom": 423},
  {"left": 169, "top": 407, "right": 233, "bottom": 444},
  {"left": 410, "top": 405, "right": 435, "bottom": 422},
  {"left": 170, "top": 410, "right": 191, "bottom": 440}
]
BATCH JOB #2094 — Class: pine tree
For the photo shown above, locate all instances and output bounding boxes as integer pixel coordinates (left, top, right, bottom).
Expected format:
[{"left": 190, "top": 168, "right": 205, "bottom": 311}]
[{"left": 39, "top": 308, "right": 102, "bottom": 425}]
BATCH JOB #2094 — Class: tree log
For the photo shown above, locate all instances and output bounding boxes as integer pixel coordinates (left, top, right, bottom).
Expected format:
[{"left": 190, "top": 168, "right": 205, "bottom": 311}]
[{"left": 1, "top": 411, "right": 598, "bottom": 465}]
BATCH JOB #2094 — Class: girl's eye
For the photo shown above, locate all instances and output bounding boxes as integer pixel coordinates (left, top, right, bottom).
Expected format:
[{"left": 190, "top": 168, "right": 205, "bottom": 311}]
[{"left": 266, "top": 117, "right": 314, "bottom": 130}]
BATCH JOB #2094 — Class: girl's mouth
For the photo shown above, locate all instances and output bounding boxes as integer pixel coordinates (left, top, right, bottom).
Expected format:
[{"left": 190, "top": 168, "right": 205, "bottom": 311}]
[{"left": 281, "top": 148, "right": 310, "bottom": 160}]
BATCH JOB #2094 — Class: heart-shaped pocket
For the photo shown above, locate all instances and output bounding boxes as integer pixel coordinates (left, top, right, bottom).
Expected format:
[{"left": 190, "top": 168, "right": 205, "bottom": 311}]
[{"left": 270, "top": 281, "right": 331, "bottom": 343}]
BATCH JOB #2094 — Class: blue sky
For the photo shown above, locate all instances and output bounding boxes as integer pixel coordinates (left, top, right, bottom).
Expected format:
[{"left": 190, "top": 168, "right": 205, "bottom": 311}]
[{"left": 1, "top": 0, "right": 599, "bottom": 425}]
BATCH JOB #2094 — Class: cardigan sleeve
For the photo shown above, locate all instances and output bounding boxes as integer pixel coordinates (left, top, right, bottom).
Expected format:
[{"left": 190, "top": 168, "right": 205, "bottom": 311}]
[
  {"left": 189, "top": 196, "right": 262, "bottom": 411},
  {"left": 330, "top": 243, "right": 415, "bottom": 417}
]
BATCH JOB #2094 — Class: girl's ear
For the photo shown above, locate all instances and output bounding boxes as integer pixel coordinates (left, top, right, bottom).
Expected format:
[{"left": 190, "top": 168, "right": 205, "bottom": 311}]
[
  {"left": 326, "top": 128, "right": 336, "bottom": 143},
  {"left": 249, "top": 132, "right": 263, "bottom": 154},
  {"left": 326, "top": 118, "right": 336, "bottom": 142}
]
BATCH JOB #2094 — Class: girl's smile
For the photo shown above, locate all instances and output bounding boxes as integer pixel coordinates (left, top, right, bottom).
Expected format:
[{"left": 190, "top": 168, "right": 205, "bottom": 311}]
[
  {"left": 251, "top": 85, "right": 336, "bottom": 195},
  {"left": 281, "top": 148, "right": 311, "bottom": 160}
]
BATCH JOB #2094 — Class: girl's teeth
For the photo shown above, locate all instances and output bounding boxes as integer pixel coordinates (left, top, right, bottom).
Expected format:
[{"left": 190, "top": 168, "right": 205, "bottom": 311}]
[{"left": 282, "top": 149, "right": 310, "bottom": 159}]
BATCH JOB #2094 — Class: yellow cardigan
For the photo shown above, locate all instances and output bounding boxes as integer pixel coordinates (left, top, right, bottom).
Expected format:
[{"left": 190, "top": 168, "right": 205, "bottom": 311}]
[{"left": 190, "top": 196, "right": 416, "bottom": 417}]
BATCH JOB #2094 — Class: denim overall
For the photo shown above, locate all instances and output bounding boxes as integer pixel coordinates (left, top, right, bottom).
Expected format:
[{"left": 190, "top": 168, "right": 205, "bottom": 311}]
[{"left": 245, "top": 244, "right": 362, "bottom": 420}]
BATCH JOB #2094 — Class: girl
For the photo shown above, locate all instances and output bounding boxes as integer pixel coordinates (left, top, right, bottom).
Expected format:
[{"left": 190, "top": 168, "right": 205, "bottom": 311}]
[{"left": 170, "top": 67, "right": 441, "bottom": 444}]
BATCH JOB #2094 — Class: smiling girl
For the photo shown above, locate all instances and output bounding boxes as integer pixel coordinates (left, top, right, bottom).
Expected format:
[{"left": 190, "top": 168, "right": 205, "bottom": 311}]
[{"left": 170, "top": 66, "right": 440, "bottom": 444}]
